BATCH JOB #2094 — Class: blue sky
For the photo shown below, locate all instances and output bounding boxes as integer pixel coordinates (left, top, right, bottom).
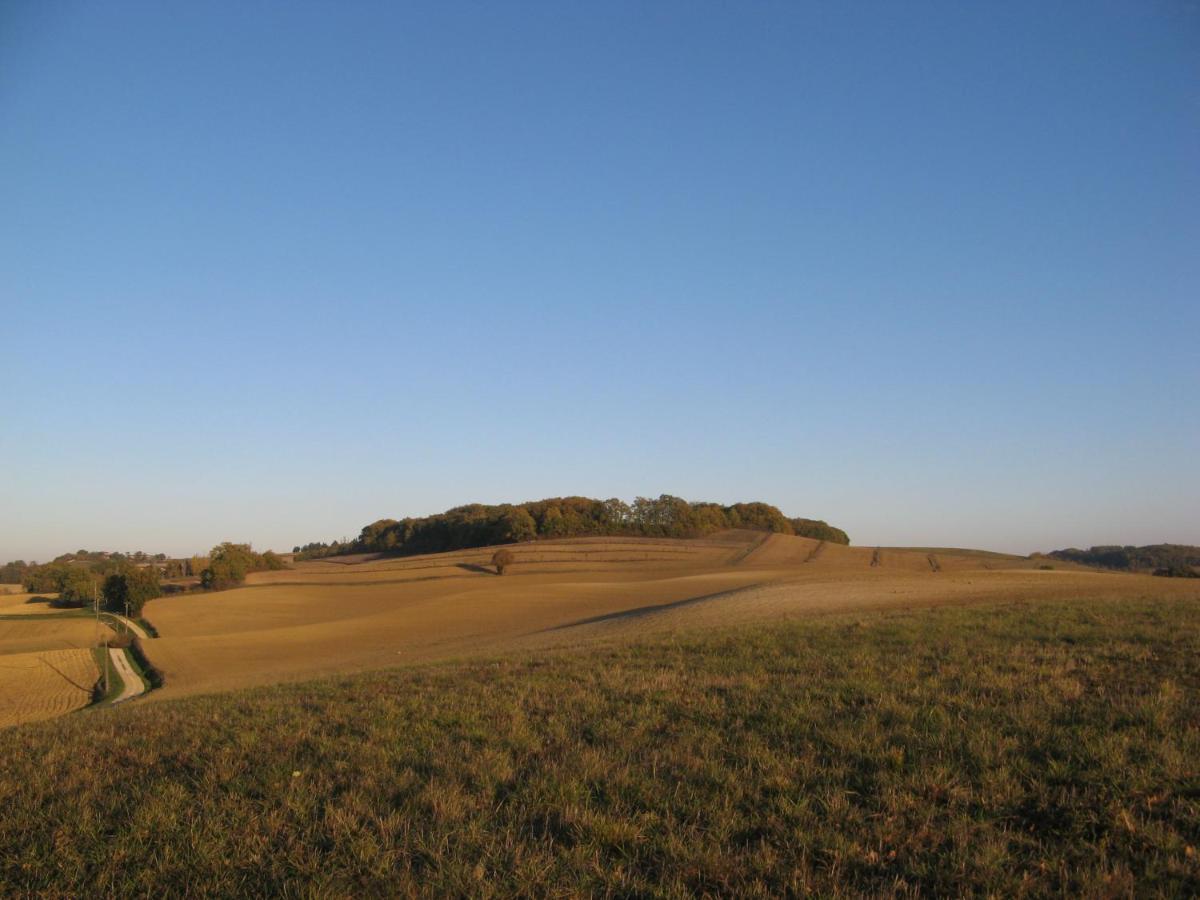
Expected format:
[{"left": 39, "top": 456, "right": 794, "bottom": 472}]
[{"left": 2, "top": 1, "right": 1197, "bottom": 561}]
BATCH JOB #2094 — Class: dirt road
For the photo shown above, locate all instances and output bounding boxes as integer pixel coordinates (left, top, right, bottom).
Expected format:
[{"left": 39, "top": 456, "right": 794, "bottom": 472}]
[
  {"left": 104, "top": 614, "right": 150, "bottom": 640},
  {"left": 108, "top": 648, "right": 146, "bottom": 703}
]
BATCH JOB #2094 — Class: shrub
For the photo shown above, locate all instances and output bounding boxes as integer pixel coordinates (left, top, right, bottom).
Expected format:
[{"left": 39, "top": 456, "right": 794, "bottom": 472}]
[{"left": 492, "top": 549, "right": 514, "bottom": 575}]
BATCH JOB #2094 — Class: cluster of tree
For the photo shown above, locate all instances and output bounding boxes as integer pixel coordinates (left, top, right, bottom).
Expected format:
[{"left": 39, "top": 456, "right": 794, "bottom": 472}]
[
  {"left": 296, "top": 495, "right": 850, "bottom": 560},
  {"left": 51, "top": 549, "right": 167, "bottom": 564},
  {"left": 7, "top": 549, "right": 179, "bottom": 593},
  {"left": 1048, "top": 544, "right": 1200, "bottom": 578},
  {"left": 100, "top": 567, "right": 163, "bottom": 615},
  {"left": 293, "top": 540, "right": 351, "bottom": 558},
  {"left": 200, "top": 543, "right": 285, "bottom": 591},
  {"left": 21, "top": 561, "right": 92, "bottom": 595},
  {"left": 5, "top": 543, "right": 285, "bottom": 599},
  {"left": 0, "top": 560, "right": 31, "bottom": 584},
  {"left": 789, "top": 518, "right": 851, "bottom": 545},
  {"left": 32, "top": 560, "right": 163, "bottom": 615}
]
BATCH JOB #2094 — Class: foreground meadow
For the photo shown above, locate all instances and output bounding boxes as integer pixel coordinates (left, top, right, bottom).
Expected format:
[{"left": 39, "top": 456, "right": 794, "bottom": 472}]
[{"left": 2, "top": 595, "right": 1197, "bottom": 896}]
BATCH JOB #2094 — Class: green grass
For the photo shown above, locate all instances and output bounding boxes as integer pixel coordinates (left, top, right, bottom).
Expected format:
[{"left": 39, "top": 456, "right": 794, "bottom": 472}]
[
  {"left": 3, "top": 596, "right": 1199, "bottom": 896},
  {"left": 87, "top": 646, "right": 126, "bottom": 707}
]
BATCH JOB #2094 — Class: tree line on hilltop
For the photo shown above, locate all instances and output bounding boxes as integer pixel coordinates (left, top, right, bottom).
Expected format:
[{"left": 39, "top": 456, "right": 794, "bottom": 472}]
[
  {"left": 295, "top": 495, "right": 850, "bottom": 560},
  {"left": 1048, "top": 544, "right": 1200, "bottom": 578}
]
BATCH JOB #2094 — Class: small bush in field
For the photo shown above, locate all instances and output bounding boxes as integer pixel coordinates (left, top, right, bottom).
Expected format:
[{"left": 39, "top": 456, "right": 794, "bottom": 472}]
[{"left": 492, "top": 548, "right": 514, "bottom": 575}]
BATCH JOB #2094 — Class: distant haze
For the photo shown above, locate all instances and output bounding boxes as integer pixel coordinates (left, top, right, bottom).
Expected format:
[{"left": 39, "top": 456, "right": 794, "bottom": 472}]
[{"left": 2, "top": 2, "right": 1196, "bottom": 562}]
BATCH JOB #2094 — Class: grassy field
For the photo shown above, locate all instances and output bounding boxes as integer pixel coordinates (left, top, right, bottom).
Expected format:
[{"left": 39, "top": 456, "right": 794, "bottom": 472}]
[{"left": 1, "top": 595, "right": 1196, "bottom": 895}]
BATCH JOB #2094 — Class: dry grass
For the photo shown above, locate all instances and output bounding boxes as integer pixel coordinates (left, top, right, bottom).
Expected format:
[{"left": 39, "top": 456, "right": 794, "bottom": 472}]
[{"left": 0, "top": 648, "right": 98, "bottom": 728}]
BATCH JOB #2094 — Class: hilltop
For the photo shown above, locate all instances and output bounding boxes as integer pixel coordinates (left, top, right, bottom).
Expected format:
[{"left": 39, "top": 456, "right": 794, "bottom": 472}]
[{"left": 294, "top": 494, "right": 850, "bottom": 559}]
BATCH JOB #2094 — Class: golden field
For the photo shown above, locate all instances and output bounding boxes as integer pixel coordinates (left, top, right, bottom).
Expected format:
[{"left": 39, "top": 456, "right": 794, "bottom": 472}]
[
  {"left": 0, "top": 616, "right": 113, "bottom": 656},
  {"left": 0, "top": 647, "right": 99, "bottom": 728},
  {"left": 0, "top": 592, "right": 69, "bottom": 614},
  {"left": 138, "top": 532, "right": 1197, "bottom": 703},
  {"left": 0, "top": 614, "right": 115, "bottom": 728}
]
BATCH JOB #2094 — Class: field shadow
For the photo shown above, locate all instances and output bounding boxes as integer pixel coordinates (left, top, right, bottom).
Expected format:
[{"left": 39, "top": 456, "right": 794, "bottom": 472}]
[
  {"left": 24, "top": 595, "right": 51, "bottom": 605},
  {"left": 544, "top": 583, "right": 764, "bottom": 633},
  {"left": 456, "top": 563, "right": 497, "bottom": 576}
]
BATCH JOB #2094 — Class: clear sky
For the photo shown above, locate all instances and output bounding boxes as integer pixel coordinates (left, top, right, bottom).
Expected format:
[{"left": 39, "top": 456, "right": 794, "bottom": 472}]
[{"left": 2, "top": 1, "right": 1197, "bottom": 562}]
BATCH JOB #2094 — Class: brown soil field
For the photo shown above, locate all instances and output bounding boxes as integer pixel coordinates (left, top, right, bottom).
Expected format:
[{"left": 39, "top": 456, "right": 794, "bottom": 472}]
[
  {"left": 0, "top": 648, "right": 99, "bottom": 728},
  {"left": 139, "top": 532, "right": 1199, "bottom": 703}
]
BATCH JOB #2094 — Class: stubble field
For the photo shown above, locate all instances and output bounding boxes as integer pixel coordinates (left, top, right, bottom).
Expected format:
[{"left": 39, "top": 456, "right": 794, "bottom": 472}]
[
  {"left": 0, "top": 647, "right": 99, "bottom": 728},
  {"left": 136, "top": 532, "right": 1189, "bottom": 703}
]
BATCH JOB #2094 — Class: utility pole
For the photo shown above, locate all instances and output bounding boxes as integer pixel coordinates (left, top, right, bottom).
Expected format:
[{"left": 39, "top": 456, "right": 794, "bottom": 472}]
[{"left": 93, "top": 579, "right": 108, "bottom": 696}]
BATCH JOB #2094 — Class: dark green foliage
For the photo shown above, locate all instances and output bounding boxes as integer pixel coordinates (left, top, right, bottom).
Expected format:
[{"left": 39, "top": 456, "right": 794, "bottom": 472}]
[
  {"left": 0, "top": 597, "right": 1196, "bottom": 895},
  {"left": 11, "top": 550, "right": 179, "bottom": 594},
  {"left": 789, "top": 517, "right": 851, "bottom": 544},
  {"left": 201, "top": 543, "right": 286, "bottom": 591},
  {"left": 127, "top": 638, "right": 165, "bottom": 689},
  {"left": 22, "top": 561, "right": 73, "bottom": 593},
  {"left": 0, "top": 560, "right": 29, "bottom": 585},
  {"left": 57, "top": 568, "right": 98, "bottom": 608},
  {"left": 101, "top": 567, "right": 162, "bottom": 616},
  {"left": 1154, "top": 563, "right": 1199, "bottom": 579},
  {"left": 1050, "top": 544, "right": 1200, "bottom": 576},
  {"left": 298, "top": 496, "right": 849, "bottom": 559},
  {"left": 260, "top": 550, "right": 286, "bottom": 570}
]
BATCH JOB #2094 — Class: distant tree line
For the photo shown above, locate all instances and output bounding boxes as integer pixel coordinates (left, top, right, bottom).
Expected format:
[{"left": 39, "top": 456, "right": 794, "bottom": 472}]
[
  {"left": 295, "top": 495, "right": 850, "bottom": 560},
  {"left": 3, "top": 548, "right": 174, "bottom": 591},
  {"left": 2, "top": 543, "right": 287, "bottom": 600},
  {"left": 1048, "top": 544, "right": 1200, "bottom": 578},
  {"left": 15, "top": 557, "right": 164, "bottom": 616}
]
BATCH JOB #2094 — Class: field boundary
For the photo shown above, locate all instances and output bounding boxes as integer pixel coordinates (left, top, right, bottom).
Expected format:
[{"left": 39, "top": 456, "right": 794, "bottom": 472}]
[{"left": 730, "top": 534, "right": 771, "bottom": 566}]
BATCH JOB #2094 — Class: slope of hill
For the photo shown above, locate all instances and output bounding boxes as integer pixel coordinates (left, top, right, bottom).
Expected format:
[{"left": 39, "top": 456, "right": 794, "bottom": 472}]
[
  {"left": 131, "top": 531, "right": 1188, "bottom": 704},
  {"left": 2, "top": 595, "right": 1197, "bottom": 896}
]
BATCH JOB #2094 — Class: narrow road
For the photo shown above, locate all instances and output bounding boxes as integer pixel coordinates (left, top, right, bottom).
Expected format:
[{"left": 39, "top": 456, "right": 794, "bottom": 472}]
[
  {"left": 108, "top": 648, "right": 146, "bottom": 703},
  {"left": 102, "top": 614, "right": 150, "bottom": 640}
]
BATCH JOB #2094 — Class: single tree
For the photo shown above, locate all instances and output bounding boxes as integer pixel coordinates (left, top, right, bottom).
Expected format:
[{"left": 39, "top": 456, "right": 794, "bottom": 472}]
[
  {"left": 101, "top": 566, "right": 161, "bottom": 616},
  {"left": 492, "top": 548, "right": 514, "bottom": 575},
  {"left": 58, "top": 568, "right": 98, "bottom": 608}
]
